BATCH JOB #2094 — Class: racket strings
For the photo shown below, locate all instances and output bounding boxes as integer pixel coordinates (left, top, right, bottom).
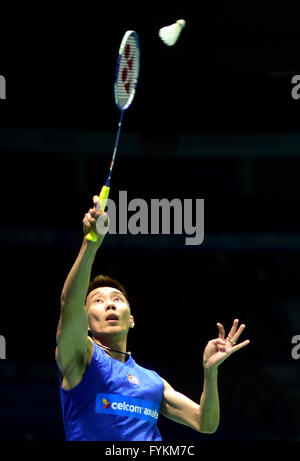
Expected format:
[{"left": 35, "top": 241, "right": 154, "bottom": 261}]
[{"left": 116, "top": 35, "right": 139, "bottom": 109}]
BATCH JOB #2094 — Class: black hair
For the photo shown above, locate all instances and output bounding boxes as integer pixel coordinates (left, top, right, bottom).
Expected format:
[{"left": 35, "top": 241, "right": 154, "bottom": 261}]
[{"left": 86, "top": 275, "right": 129, "bottom": 303}]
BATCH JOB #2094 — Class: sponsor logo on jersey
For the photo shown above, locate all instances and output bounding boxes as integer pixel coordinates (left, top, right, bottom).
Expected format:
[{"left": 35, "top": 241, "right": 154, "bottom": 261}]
[
  {"left": 127, "top": 373, "right": 139, "bottom": 385},
  {"left": 95, "top": 393, "right": 159, "bottom": 424},
  {"left": 102, "top": 398, "right": 110, "bottom": 409}
]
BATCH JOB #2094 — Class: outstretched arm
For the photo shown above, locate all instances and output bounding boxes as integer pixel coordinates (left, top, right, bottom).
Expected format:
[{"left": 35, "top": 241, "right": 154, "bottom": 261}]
[
  {"left": 160, "top": 319, "right": 250, "bottom": 433},
  {"left": 56, "top": 196, "right": 109, "bottom": 376},
  {"left": 60, "top": 195, "right": 108, "bottom": 307}
]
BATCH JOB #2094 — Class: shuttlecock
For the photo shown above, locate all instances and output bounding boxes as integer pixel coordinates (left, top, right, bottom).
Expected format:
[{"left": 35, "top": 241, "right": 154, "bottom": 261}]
[{"left": 158, "top": 19, "right": 186, "bottom": 46}]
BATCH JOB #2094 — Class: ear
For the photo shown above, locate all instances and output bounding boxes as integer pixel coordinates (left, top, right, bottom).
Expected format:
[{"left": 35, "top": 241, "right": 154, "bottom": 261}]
[{"left": 129, "top": 315, "right": 135, "bottom": 329}]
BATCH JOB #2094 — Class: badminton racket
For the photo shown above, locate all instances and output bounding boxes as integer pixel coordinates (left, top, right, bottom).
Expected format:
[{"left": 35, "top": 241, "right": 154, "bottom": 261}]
[{"left": 86, "top": 30, "right": 140, "bottom": 242}]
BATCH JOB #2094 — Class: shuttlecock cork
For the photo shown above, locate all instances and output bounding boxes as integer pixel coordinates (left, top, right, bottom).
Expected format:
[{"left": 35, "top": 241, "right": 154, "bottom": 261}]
[{"left": 158, "top": 19, "right": 186, "bottom": 46}]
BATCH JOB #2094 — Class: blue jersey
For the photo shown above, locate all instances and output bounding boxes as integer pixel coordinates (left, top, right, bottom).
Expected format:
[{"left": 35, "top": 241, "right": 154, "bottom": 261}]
[{"left": 59, "top": 342, "right": 164, "bottom": 441}]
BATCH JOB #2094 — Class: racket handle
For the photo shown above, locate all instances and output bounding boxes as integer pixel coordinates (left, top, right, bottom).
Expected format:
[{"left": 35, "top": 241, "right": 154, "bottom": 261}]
[{"left": 85, "top": 185, "right": 110, "bottom": 242}]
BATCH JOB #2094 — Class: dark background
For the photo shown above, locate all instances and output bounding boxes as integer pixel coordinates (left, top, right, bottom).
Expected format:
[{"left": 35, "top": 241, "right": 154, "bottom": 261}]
[{"left": 0, "top": 2, "right": 300, "bottom": 442}]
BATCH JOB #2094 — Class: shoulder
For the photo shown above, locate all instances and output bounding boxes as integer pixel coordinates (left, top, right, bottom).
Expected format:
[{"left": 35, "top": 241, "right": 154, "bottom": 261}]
[{"left": 161, "top": 378, "right": 173, "bottom": 390}]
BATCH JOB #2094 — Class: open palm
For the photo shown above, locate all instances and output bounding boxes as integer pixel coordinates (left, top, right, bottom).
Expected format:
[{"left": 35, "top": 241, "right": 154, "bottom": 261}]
[{"left": 203, "top": 319, "right": 250, "bottom": 369}]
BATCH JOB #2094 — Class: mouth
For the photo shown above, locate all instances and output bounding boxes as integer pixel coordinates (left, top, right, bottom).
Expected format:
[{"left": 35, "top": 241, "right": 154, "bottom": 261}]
[{"left": 106, "top": 314, "right": 119, "bottom": 322}]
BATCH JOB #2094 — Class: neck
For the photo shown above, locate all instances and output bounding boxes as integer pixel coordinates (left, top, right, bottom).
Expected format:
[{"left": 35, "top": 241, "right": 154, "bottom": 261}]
[{"left": 92, "top": 336, "right": 130, "bottom": 363}]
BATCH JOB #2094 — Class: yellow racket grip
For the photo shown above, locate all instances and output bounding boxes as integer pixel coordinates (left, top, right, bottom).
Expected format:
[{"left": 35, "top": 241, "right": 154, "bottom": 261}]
[
  {"left": 99, "top": 185, "right": 110, "bottom": 211},
  {"left": 86, "top": 185, "right": 110, "bottom": 242}
]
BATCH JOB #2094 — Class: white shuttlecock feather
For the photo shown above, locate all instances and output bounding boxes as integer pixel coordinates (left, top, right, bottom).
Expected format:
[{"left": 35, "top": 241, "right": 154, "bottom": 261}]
[{"left": 158, "top": 19, "right": 186, "bottom": 46}]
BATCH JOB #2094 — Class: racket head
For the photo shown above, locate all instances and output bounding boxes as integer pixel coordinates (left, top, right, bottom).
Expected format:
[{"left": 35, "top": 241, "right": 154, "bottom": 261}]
[{"left": 114, "top": 30, "right": 140, "bottom": 111}]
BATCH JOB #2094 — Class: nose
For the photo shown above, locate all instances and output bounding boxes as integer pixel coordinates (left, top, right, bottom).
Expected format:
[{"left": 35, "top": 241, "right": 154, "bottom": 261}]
[{"left": 105, "top": 304, "right": 116, "bottom": 311}]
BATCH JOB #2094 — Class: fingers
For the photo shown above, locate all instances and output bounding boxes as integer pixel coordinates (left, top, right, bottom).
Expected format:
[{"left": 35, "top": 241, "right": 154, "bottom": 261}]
[
  {"left": 93, "top": 195, "right": 99, "bottom": 205},
  {"left": 229, "top": 320, "right": 246, "bottom": 345},
  {"left": 217, "top": 323, "right": 225, "bottom": 339},
  {"left": 88, "top": 208, "right": 98, "bottom": 220},
  {"left": 227, "top": 318, "right": 239, "bottom": 339},
  {"left": 93, "top": 195, "right": 101, "bottom": 210},
  {"left": 83, "top": 212, "right": 96, "bottom": 230},
  {"left": 83, "top": 196, "right": 109, "bottom": 238},
  {"left": 87, "top": 195, "right": 104, "bottom": 221},
  {"left": 231, "top": 339, "right": 250, "bottom": 353},
  {"left": 85, "top": 210, "right": 108, "bottom": 225},
  {"left": 212, "top": 338, "right": 226, "bottom": 347},
  {"left": 83, "top": 196, "right": 108, "bottom": 228},
  {"left": 217, "top": 319, "right": 250, "bottom": 347}
]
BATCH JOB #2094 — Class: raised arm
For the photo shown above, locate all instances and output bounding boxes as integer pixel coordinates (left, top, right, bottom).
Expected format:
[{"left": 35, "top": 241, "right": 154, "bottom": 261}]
[
  {"left": 160, "top": 319, "right": 250, "bottom": 433},
  {"left": 55, "top": 196, "right": 108, "bottom": 382}
]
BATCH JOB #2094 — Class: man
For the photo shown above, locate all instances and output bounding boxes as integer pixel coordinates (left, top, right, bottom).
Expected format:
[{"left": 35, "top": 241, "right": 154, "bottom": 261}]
[{"left": 55, "top": 195, "right": 250, "bottom": 441}]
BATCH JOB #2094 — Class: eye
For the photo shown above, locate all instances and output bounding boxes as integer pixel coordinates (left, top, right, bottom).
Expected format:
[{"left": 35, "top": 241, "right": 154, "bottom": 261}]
[
  {"left": 114, "top": 297, "right": 123, "bottom": 302},
  {"left": 95, "top": 298, "right": 103, "bottom": 303}
]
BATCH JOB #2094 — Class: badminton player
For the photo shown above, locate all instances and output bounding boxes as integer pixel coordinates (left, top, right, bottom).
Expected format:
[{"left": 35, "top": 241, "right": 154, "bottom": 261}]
[{"left": 55, "top": 195, "right": 250, "bottom": 441}]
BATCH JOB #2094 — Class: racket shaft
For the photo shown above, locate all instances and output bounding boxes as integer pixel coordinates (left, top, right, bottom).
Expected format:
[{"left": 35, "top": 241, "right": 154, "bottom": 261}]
[
  {"left": 109, "top": 110, "right": 124, "bottom": 177},
  {"left": 85, "top": 112, "right": 122, "bottom": 243}
]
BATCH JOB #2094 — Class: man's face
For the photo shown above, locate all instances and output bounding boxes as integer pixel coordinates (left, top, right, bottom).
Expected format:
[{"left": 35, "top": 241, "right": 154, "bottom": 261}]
[{"left": 85, "top": 286, "right": 134, "bottom": 339}]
